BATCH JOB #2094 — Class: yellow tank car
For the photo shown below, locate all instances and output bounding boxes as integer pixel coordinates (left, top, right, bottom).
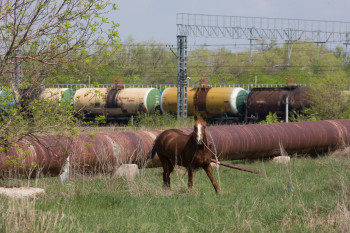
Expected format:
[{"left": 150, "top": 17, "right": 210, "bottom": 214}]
[
  {"left": 160, "top": 87, "right": 247, "bottom": 117},
  {"left": 160, "top": 87, "right": 196, "bottom": 116},
  {"left": 205, "top": 87, "right": 246, "bottom": 117}
]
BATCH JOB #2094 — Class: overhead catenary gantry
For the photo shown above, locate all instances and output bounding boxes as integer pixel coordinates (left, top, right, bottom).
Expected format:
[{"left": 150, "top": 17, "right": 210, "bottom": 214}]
[
  {"left": 177, "top": 13, "right": 350, "bottom": 65},
  {"left": 176, "top": 13, "right": 350, "bottom": 119}
]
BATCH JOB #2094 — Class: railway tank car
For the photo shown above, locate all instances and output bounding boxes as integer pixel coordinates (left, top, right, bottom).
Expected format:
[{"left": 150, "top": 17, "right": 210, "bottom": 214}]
[
  {"left": 0, "top": 88, "right": 17, "bottom": 112},
  {"left": 160, "top": 87, "right": 196, "bottom": 116},
  {"left": 74, "top": 88, "right": 161, "bottom": 120},
  {"left": 161, "top": 87, "right": 247, "bottom": 120},
  {"left": 246, "top": 86, "right": 311, "bottom": 120},
  {"left": 38, "top": 88, "right": 74, "bottom": 105},
  {"left": 18, "top": 88, "right": 74, "bottom": 105}
]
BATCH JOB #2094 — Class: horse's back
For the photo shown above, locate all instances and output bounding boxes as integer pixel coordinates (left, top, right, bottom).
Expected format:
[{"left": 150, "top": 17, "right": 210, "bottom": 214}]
[
  {"left": 154, "top": 129, "right": 191, "bottom": 156},
  {"left": 157, "top": 129, "right": 189, "bottom": 141}
]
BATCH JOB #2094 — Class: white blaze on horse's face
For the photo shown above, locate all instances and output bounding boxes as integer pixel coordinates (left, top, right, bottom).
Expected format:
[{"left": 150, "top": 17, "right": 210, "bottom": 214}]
[{"left": 195, "top": 122, "right": 204, "bottom": 145}]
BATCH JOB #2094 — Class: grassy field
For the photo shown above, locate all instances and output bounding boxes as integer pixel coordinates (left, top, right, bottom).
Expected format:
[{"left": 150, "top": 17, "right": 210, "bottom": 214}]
[{"left": 0, "top": 153, "right": 349, "bottom": 233}]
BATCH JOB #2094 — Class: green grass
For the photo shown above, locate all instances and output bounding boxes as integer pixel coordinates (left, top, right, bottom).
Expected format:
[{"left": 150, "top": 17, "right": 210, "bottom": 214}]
[{"left": 0, "top": 155, "right": 349, "bottom": 232}]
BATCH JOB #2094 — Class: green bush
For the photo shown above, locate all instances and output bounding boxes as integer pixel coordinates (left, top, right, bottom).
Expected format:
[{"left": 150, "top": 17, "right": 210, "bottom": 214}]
[
  {"left": 128, "top": 111, "right": 194, "bottom": 129},
  {"left": 260, "top": 112, "right": 283, "bottom": 124}
]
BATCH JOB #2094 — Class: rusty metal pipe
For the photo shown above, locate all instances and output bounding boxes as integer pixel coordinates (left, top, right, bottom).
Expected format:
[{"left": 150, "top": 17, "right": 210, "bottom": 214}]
[
  {"left": 66, "top": 119, "right": 350, "bottom": 168},
  {"left": 2, "top": 119, "right": 350, "bottom": 177},
  {"left": 0, "top": 135, "right": 74, "bottom": 178},
  {"left": 205, "top": 119, "right": 350, "bottom": 160},
  {"left": 70, "top": 130, "right": 162, "bottom": 173},
  {"left": 0, "top": 130, "right": 163, "bottom": 177}
]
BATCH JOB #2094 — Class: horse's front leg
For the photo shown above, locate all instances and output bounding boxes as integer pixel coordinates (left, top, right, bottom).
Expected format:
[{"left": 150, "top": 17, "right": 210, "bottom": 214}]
[
  {"left": 203, "top": 164, "right": 220, "bottom": 194},
  {"left": 187, "top": 167, "right": 193, "bottom": 189}
]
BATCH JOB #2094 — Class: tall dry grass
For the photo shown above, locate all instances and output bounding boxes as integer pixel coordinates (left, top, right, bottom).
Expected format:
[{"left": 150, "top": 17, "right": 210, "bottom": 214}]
[{"left": 0, "top": 197, "right": 85, "bottom": 233}]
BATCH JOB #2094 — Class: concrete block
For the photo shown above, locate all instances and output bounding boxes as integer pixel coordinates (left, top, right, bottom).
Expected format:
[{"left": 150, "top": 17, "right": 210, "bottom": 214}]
[
  {"left": 115, "top": 164, "right": 139, "bottom": 180},
  {"left": 272, "top": 156, "right": 291, "bottom": 164}
]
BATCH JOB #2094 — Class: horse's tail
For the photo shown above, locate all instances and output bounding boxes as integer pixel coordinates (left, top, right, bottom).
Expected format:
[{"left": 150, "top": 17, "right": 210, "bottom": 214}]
[
  {"left": 146, "top": 144, "right": 157, "bottom": 161},
  {"left": 141, "top": 140, "right": 157, "bottom": 168}
]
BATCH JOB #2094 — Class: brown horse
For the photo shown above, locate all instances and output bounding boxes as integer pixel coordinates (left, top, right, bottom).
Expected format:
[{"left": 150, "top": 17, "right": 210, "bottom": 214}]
[{"left": 148, "top": 115, "right": 219, "bottom": 194}]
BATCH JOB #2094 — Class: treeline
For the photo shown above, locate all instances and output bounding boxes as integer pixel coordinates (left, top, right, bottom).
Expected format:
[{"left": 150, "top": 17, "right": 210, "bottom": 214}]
[{"left": 33, "top": 37, "right": 350, "bottom": 88}]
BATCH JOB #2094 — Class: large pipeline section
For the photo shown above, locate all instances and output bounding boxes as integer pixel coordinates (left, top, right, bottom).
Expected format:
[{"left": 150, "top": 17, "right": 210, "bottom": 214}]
[
  {"left": 0, "top": 135, "right": 74, "bottom": 177},
  {"left": 1, "top": 119, "right": 350, "bottom": 177},
  {"left": 0, "top": 130, "right": 162, "bottom": 177}
]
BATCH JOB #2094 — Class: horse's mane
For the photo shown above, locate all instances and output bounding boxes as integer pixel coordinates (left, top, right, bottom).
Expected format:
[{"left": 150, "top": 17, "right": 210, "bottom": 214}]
[
  {"left": 172, "top": 127, "right": 209, "bottom": 143},
  {"left": 168, "top": 129, "right": 192, "bottom": 136}
]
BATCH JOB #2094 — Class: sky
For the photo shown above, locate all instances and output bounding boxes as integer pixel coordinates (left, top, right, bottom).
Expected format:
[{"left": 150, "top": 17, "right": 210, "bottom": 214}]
[{"left": 113, "top": 0, "right": 350, "bottom": 45}]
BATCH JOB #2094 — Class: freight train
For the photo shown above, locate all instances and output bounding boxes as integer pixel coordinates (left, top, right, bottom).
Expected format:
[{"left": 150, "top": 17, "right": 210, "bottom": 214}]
[{"left": 0, "top": 85, "right": 310, "bottom": 123}]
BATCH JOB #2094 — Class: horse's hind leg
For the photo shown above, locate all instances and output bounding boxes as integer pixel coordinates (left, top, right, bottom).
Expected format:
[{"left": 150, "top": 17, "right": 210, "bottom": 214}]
[
  {"left": 162, "top": 158, "right": 174, "bottom": 189},
  {"left": 203, "top": 164, "right": 220, "bottom": 194},
  {"left": 159, "top": 155, "right": 170, "bottom": 188}
]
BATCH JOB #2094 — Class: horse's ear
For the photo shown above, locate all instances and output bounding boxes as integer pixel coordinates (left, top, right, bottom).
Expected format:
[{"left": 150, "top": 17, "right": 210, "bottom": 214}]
[
  {"left": 194, "top": 114, "right": 198, "bottom": 121},
  {"left": 202, "top": 113, "right": 207, "bottom": 121}
]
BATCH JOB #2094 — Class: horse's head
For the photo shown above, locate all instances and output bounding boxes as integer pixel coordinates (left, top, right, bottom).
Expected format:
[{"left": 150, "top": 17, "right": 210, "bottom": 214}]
[{"left": 193, "top": 114, "right": 207, "bottom": 145}]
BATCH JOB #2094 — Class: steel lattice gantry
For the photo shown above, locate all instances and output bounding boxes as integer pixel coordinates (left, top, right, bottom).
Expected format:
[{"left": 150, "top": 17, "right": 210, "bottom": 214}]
[
  {"left": 177, "top": 13, "right": 350, "bottom": 65},
  {"left": 177, "top": 13, "right": 350, "bottom": 42}
]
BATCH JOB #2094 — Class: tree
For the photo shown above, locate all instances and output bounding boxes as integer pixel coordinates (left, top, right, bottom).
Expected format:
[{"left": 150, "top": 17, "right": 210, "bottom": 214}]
[
  {"left": 0, "top": 0, "right": 119, "bottom": 84},
  {"left": 0, "top": 0, "right": 120, "bottom": 177},
  {"left": 295, "top": 75, "right": 350, "bottom": 121}
]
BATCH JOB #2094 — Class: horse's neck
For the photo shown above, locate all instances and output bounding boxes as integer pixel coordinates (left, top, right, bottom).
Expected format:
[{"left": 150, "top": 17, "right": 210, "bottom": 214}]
[
  {"left": 191, "top": 131, "right": 197, "bottom": 142},
  {"left": 203, "top": 131, "right": 208, "bottom": 145},
  {"left": 191, "top": 131, "right": 208, "bottom": 151},
  {"left": 202, "top": 133, "right": 208, "bottom": 149}
]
